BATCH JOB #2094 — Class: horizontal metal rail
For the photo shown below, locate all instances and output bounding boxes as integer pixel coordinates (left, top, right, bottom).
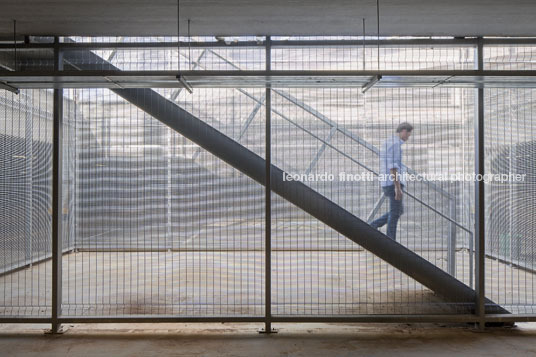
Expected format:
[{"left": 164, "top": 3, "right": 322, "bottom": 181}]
[
  {"left": 4, "top": 69, "right": 536, "bottom": 77},
  {"left": 2, "top": 37, "right": 536, "bottom": 50},
  {"left": 4, "top": 70, "right": 536, "bottom": 90},
  {"left": 0, "top": 314, "right": 532, "bottom": 324}
]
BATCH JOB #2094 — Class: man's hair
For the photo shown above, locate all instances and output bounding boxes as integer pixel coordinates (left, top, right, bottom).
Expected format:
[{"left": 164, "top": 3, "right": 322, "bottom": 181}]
[{"left": 396, "top": 122, "right": 414, "bottom": 133}]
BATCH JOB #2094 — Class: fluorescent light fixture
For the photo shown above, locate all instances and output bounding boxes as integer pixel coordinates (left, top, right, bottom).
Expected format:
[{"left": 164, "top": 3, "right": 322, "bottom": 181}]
[{"left": 362, "top": 75, "right": 382, "bottom": 94}]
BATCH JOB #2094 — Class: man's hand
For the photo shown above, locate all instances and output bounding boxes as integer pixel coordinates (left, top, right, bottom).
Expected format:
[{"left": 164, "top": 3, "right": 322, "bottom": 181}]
[
  {"left": 395, "top": 186, "right": 403, "bottom": 201},
  {"left": 390, "top": 168, "right": 403, "bottom": 200}
]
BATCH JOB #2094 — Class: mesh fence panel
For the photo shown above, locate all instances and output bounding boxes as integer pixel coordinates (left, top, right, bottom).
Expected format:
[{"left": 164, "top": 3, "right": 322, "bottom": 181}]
[
  {"left": 483, "top": 46, "right": 536, "bottom": 314},
  {"left": 484, "top": 88, "right": 536, "bottom": 314},
  {"left": 0, "top": 89, "right": 53, "bottom": 316},
  {"left": 271, "top": 87, "right": 474, "bottom": 315},
  {"left": 62, "top": 87, "right": 265, "bottom": 316},
  {"left": 2, "top": 38, "right": 536, "bottom": 319},
  {"left": 272, "top": 41, "right": 474, "bottom": 71},
  {"left": 485, "top": 45, "right": 536, "bottom": 70}
]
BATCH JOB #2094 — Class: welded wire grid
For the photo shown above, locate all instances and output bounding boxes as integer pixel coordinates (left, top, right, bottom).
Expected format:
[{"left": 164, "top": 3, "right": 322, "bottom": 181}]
[
  {"left": 64, "top": 36, "right": 265, "bottom": 71},
  {"left": 0, "top": 89, "right": 53, "bottom": 316},
  {"left": 270, "top": 86, "right": 474, "bottom": 315},
  {"left": 61, "top": 83, "right": 265, "bottom": 316},
  {"left": 271, "top": 36, "right": 474, "bottom": 71},
  {"left": 484, "top": 45, "right": 536, "bottom": 70},
  {"left": 484, "top": 87, "right": 536, "bottom": 314},
  {"left": 2, "top": 37, "right": 536, "bottom": 319},
  {"left": 483, "top": 46, "right": 536, "bottom": 314},
  {"left": 269, "top": 39, "right": 476, "bottom": 315},
  {"left": 0, "top": 47, "right": 55, "bottom": 72}
]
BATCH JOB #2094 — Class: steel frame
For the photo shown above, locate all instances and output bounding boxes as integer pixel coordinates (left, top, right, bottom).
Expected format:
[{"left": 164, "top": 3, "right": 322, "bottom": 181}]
[
  {"left": 1, "top": 37, "right": 536, "bottom": 50},
  {"left": 263, "top": 36, "right": 274, "bottom": 334},
  {"left": 475, "top": 37, "right": 486, "bottom": 330},
  {"left": 2, "top": 35, "right": 536, "bottom": 332},
  {"left": 4, "top": 70, "right": 536, "bottom": 89},
  {"left": 51, "top": 36, "right": 64, "bottom": 334}
]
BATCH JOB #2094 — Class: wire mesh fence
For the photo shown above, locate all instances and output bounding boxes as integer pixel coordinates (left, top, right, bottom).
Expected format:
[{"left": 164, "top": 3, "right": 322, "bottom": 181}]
[
  {"left": 0, "top": 89, "right": 53, "bottom": 316},
  {"left": 269, "top": 86, "right": 474, "bottom": 315},
  {"left": 482, "top": 46, "right": 536, "bottom": 314},
  {"left": 272, "top": 41, "right": 474, "bottom": 71},
  {"left": 61, "top": 87, "right": 266, "bottom": 316},
  {"left": 484, "top": 87, "right": 536, "bottom": 314},
  {"left": 0, "top": 37, "right": 535, "bottom": 322}
]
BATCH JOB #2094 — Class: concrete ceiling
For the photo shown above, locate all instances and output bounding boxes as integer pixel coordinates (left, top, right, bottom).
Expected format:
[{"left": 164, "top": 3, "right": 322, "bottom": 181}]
[{"left": 1, "top": 0, "right": 536, "bottom": 38}]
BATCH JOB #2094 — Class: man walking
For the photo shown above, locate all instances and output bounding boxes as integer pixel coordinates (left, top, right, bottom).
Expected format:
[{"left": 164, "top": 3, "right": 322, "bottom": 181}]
[{"left": 370, "top": 122, "right": 413, "bottom": 241}]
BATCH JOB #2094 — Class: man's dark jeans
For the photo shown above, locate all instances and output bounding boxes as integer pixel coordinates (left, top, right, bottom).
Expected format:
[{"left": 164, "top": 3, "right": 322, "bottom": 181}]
[{"left": 370, "top": 184, "right": 404, "bottom": 241}]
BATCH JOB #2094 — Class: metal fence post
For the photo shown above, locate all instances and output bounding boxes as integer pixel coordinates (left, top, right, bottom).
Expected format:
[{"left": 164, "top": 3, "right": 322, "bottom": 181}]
[
  {"left": 261, "top": 36, "right": 276, "bottom": 334},
  {"left": 474, "top": 37, "right": 486, "bottom": 329},
  {"left": 447, "top": 198, "right": 456, "bottom": 276},
  {"left": 25, "top": 94, "right": 34, "bottom": 266},
  {"left": 50, "top": 36, "right": 64, "bottom": 334}
]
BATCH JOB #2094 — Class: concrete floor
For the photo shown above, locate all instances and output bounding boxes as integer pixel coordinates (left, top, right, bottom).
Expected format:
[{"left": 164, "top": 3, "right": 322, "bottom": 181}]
[
  {"left": 2, "top": 251, "right": 536, "bottom": 356},
  {"left": 1, "top": 322, "right": 535, "bottom": 356}
]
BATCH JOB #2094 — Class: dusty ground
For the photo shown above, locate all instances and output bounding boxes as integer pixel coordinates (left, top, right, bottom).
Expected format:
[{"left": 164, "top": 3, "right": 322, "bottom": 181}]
[{"left": 0, "top": 322, "right": 535, "bottom": 356}]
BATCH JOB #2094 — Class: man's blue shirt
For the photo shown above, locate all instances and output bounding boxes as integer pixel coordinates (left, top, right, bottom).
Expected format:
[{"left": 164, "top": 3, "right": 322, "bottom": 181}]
[{"left": 379, "top": 135, "right": 406, "bottom": 187}]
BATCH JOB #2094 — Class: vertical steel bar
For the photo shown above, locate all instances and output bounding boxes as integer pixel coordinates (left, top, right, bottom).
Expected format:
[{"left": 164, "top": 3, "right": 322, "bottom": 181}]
[
  {"left": 448, "top": 198, "right": 456, "bottom": 276},
  {"left": 362, "top": 18, "right": 366, "bottom": 70},
  {"left": 25, "top": 96, "right": 33, "bottom": 265},
  {"left": 263, "top": 36, "right": 274, "bottom": 334},
  {"left": 166, "top": 130, "right": 172, "bottom": 250},
  {"left": 474, "top": 37, "right": 486, "bottom": 329},
  {"left": 376, "top": 0, "right": 380, "bottom": 70},
  {"left": 509, "top": 144, "right": 514, "bottom": 265},
  {"left": 13, "top": 20, "right": 16, "bottom": 71},
  {"left": 469, "top": 231, "right": 474, "bottom": 289},
  {"left": 51, "top": 36, "right": 64, "bottom": 334}
]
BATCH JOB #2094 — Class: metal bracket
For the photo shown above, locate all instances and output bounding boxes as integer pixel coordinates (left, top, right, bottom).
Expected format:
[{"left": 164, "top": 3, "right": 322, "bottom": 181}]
[
  {"left": 432, "top": 75, "right": 455, "bottom": 88},
  {"left": 0, "top": 81, "right": 19, "bottom": 94},
  {"left": 258, "top": 328, "right": 278, "bottom": 334},
  {"left": 45, "top": 325, "right": 67, "bottom": 335},
  {"left": 176, "top": 74, "right": 193, "bottom": 93}
]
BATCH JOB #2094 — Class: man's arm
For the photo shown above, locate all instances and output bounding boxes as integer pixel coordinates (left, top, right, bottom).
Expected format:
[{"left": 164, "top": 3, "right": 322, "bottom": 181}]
[{"left": 390, "top": 168, "right": 403, "bottom": 200}]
